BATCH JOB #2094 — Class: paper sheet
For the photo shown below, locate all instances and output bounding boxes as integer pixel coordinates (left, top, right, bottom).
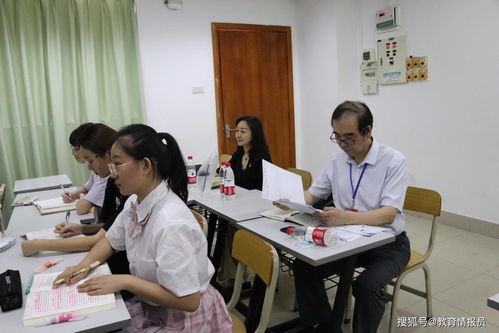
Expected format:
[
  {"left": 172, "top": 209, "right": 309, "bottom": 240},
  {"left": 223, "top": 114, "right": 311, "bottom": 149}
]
[{"left": 261, "top": 160, "right": 306, "bottom": 204}]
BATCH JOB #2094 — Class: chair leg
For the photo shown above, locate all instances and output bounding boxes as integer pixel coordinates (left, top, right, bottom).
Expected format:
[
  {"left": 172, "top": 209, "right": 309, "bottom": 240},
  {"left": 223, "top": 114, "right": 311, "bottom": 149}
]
[
  {"left": 388, "top": 276, "right": 404, "bottom": 333},
  {"left": 422, "top": 263, "right": 433, "bottom": 319}
]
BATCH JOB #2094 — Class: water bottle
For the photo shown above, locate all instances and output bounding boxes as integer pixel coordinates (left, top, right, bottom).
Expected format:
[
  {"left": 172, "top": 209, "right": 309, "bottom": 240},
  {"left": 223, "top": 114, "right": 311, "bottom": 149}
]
[
  {"left": 285, "top": 226, "right": 339, "bottom": 246},
  {"left": 219, "top": 162, "right": 226, "bottom": 199},
  {"left": 187, "top": 156, "right": 197, "bottom": 190},
  {"left": 224, "top": 162, "right": 236, "bottom": 200}
]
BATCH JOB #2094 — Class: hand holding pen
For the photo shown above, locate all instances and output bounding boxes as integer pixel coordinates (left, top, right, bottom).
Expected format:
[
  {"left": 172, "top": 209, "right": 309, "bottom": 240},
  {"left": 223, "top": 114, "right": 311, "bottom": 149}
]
[{"left": 53, "top": 260, "right": 101, "bottom": 287}]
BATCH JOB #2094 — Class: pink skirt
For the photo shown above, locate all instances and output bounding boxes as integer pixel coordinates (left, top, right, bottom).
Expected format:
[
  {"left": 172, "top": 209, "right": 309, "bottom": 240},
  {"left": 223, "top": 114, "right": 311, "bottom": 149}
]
[{"left": 123, "top": 285, "right": 232, "bottom": 333}]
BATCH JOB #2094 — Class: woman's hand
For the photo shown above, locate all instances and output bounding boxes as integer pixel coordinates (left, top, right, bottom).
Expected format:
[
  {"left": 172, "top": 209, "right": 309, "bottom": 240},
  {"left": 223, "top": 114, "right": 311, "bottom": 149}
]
[
  {"left": 21, "top": 239, "right": 41, "bottom": 257},
  {"left": 52, "top": 264, "right": 88, "bottom": 288},
  {"left": 61, "top": 191, "right": 78, "bottom": 203},
  {"left": 54, "top": 222, "right": 84, "bottom": 237},
  {"left": 77, "top": 275, "right": 129, "bottom": 296}
]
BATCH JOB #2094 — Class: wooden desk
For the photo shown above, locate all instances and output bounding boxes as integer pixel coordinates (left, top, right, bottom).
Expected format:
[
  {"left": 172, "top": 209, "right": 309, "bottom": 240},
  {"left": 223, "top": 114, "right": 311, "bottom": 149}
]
[
  {"left": 1, "top": 189, "right": 131, "bottom": 332},
  {"left": 13, "top": 174, "right": 72, "bottom": 195}
]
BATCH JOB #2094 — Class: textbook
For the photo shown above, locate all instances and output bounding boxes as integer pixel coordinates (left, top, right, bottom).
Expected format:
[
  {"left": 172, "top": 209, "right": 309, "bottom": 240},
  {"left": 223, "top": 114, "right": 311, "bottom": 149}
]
[
  {"left": 23, "top": 264, "right": 116, "bottom": 326},
  {"left": 260, "top": 207, "right": 324, "bottom": 227},
  {"left": 33, "top": 197, "right": 76, "bottom": 215}
]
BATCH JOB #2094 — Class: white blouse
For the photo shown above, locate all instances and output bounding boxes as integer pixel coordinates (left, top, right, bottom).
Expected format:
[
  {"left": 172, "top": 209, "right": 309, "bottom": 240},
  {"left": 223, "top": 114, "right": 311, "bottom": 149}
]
[{"left": 106, "top": 181, "right": 214, "bottom": 302}]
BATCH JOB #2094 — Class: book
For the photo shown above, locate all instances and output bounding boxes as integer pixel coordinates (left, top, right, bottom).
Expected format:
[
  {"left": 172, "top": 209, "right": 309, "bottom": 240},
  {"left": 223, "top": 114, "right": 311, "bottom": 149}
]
[
  {"left": 24, "top": 227, "right": 84, "bottom": 240},
  {"left": 23, "top": 264, "right": 116, "bottom": 326},
  {"left": 260, "top": 207, "right": 324, "bottom": 227},
  {"left": 34, "top": 197, "right": 76, "bottom": 215}
]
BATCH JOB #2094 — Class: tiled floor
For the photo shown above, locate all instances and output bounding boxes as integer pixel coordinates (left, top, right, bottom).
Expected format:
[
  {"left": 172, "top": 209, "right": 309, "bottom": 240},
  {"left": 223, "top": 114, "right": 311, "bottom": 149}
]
[{"left": 267, "top": 212, "right": 499, "bottom": 332}]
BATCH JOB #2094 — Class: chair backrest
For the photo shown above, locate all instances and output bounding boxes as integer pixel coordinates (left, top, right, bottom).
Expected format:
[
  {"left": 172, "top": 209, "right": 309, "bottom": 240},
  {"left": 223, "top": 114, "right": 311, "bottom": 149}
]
[
  {"left": 227, "top": 230, "right": 279, "bottom": 333},
  {"left": 403, "top": 186, "right": 442, "bottom": 259},
  {"left": 287, "top": 168, "right": 312, "bottom": 190},
  {"left": 0, "top": 184, "right": 5, "bottom": 208},
  {"left": 190, "top": 209, "right": 208, "bottom": 236},
  {"left": 220, "top": 154, "right": 232, "bottom": 163}
]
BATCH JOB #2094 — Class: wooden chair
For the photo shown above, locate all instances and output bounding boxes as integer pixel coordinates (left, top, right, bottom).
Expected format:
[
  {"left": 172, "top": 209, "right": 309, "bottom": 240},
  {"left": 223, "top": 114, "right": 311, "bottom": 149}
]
[
  {"left": 227, "top": 230, "right": 279, "bottom": 333},
  {"left": 220, "top": 154, "right": 232, "bottom": 163},
  {"left": 384, "top": 186, "right": 441, "bottom": 333},
  {"left": 287, "top": 168, "right": 312, "bottom": 190},
  {"left": 190, "top": 209, "right": 208, "bottom": 236},
  {"left": 0, "top": 184, "right": 5, "bottom": 208}
]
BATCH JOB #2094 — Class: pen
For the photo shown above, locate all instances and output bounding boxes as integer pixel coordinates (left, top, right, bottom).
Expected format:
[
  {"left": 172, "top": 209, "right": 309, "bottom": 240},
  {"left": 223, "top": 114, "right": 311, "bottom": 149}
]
[
  {"left": 54, "top": 260, "right": 100, "bottom": 285},
  {"left": 34, "top": 257, "right": 64, "bottom": 273},
  {"left": 33, "top": 312, "right": 87, "bottom": 326},
  {"left": 25, "top": 274, "right": 34, "bottom": 295},
  {"left": 65, "top": 211, "right": 70, "bottom": 225}
]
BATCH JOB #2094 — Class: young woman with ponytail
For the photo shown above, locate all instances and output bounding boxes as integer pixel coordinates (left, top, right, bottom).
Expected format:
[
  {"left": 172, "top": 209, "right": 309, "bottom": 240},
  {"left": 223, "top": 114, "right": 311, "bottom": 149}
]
[{"left": 53, "top": 124, "right": 232, "bottom": 332}]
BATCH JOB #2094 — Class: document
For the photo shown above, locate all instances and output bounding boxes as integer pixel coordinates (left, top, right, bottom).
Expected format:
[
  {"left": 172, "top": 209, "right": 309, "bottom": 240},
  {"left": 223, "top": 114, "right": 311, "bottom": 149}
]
[
  {"left": 23, "top": 264, "right": 116, "bottom": 326},
  {"left": 34, "top": 197, "right": 76, "bottom": 215},
  {"left": 261, "top": 160, "right": 306, "bottom": 204}
]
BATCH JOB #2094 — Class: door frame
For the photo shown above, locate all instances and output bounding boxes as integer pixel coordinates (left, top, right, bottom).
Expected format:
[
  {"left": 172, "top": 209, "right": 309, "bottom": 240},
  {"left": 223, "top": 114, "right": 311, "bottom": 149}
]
[{"left": 211, "top": 22, "right": 296, "bottom": 166}]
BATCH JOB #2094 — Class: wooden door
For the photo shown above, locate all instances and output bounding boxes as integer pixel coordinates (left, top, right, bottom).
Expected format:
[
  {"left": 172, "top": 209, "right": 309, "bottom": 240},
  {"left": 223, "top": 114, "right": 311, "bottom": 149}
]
[{"left": 212, "top": 23, "right": 295, "bottom": 169}]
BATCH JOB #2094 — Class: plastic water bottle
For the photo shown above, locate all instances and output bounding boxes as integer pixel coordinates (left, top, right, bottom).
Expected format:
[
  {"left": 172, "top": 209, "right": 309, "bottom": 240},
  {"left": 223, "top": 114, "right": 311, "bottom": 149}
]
[
  {"left": 224, "top": 162, "right": 236, "bottom": 200},
  {"left": 187, "top": 156, "right": 197, "bottom": 190},
  {"left": 285, "top": 226, "right": 339, "bottom": 246},
  {"left": 219, "top": 162, "right": 226, "bottom": 199}
]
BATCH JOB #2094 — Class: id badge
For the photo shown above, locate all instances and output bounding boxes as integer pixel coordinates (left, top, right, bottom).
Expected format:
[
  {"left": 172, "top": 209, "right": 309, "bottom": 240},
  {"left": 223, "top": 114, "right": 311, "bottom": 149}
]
[{"left": 345, "top": 207, "right": 358, "bottom": 212}]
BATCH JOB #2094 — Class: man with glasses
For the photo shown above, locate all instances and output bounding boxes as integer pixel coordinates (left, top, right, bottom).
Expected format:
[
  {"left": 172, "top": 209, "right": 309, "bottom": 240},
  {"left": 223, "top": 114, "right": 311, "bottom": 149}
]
[{"left": 294, "top": 101, "right": 410, "bottom": 333}]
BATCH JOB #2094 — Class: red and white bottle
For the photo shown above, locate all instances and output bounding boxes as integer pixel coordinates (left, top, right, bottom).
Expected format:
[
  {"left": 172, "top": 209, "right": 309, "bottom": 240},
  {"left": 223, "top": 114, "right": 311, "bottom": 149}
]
[
  {"left": 187, "top": 156, "right": 197, "bottom": 190},
  {"left": 224, "top": 162, "right": 236, "bottom": 200},
  {"left": 286, "top": 226, "right": 338, "bottom": 246},
  {"left": 219, "top": 162, "right": 226, "bottom": 199}
]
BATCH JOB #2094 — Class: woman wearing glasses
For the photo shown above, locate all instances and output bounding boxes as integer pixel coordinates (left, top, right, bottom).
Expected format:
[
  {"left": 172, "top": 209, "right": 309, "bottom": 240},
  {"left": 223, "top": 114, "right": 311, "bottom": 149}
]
[
  {"left": 22, "top": 124, "right": 129, "bottom": 250},
  {"left": 61, "top": 122, "right": 108, "bottom": 215},
  {"left": 54, "top": 124, "right": 232, "bottom": 332}
]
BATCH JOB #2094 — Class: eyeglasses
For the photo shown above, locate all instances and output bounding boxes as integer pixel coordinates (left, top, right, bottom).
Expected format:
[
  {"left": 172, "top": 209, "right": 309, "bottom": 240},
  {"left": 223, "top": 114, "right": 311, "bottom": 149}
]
[
  {"left": 330, "top": 132, "right": 358, "bottom": 145},
  {"left": 235, "top": 128, "right": 249, "bottom": 135},
  {"left": 108, "top": 160, "right": 137, "bottom": 176}
]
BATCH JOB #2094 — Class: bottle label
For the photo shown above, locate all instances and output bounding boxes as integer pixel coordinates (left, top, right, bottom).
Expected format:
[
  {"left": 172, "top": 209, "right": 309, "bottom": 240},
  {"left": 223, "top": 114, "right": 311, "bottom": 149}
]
[
  {"left": 188, "top": 176, "right": 197, "bottom": 184},
  {"left": 220, "top": 184, "right": 225, "bottom": 193},
  {"left": 225, "top": 185, "right": 235, "bottom": 196},
  {"left": 309, "top": 228, "right": 327, "bottom": 246}
]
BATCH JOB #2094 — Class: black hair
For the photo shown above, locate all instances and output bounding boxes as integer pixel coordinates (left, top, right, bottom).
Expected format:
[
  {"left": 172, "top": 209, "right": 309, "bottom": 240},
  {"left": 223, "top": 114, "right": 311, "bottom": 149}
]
[
  {"left": 331, "top": 101, "right": 373, "bottom": 133},
  {"left": 114, "top": 124, "right": 188, "bottom": 202},
  {"left": 69, "top": 122, "right": 94, "bottom": 147},
  {"left": 78, "top": 123, "right": 117, "bottom": 156},
  {"left": 235, "top": 116, "right": 270, "bottom": 156}
]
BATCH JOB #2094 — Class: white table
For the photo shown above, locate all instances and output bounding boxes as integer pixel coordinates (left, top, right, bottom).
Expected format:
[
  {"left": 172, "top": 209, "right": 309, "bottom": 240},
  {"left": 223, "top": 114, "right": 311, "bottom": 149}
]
[
  {"left": 488, "top": 293, "right": 499, "bottom": 311},
  {"left": 239, "top": 217, "right": 395, "bottom": 333},
  {"left": 1, "top": 189, "right": 131, "bottom": 332},
  {"left": 238, "top": 217, "right": 395, "bottom": 266},
  {"left": 13, "top": 174, "right": 72, "bottom": 195},
  {"left": 8, "top": 188, "right": 92, "bottom": 235},
  {"left": 188, "top": 187, "right": 273, "bottom": 223}
]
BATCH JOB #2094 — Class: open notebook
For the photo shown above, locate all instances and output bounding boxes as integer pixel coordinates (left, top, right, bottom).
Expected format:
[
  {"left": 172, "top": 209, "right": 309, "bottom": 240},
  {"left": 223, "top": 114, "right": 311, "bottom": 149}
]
[
  {"left": 23, "top": 264, "right": 116, "bottom": 326},
  {"left": 34, "top": 197, "right": 76, "bottom": 215},
  {"left": 260, "top": 207, "right": 324, "bottom": 227}
]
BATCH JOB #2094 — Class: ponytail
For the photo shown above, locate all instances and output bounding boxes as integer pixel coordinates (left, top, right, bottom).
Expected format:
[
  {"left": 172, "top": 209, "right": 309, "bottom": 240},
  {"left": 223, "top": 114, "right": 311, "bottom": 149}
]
[{"left": 114, "top": 124, "right": 188, "bottom": 202}]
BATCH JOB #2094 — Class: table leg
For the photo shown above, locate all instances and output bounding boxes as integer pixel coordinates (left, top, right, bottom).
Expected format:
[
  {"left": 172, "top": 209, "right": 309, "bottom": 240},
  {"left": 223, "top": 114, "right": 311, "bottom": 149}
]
[{"left": 329, "top": 254, "right": 357, "bottom": 333}]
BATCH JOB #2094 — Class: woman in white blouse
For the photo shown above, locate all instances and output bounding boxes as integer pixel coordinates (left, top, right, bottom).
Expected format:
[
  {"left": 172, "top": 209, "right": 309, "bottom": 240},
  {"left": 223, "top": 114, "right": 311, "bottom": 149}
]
[{"left": 54, "top": 124, "right": 232, "bottom": 332}]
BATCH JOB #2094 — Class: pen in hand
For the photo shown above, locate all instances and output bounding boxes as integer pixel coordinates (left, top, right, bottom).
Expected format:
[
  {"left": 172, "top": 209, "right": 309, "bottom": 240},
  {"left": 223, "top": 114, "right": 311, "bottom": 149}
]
[
  {"left": 54, "top": 260, "right": 101, "bottom": 286},
  {"left": 65, "top": 211, "right": 70, "bottom": 226}
]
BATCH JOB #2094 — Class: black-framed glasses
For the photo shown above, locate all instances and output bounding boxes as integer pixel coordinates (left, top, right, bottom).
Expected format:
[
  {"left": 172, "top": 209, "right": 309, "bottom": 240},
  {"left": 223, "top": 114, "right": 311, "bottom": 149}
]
[{"left": 329, "top": 132, "right": 357, "bottom": 145}]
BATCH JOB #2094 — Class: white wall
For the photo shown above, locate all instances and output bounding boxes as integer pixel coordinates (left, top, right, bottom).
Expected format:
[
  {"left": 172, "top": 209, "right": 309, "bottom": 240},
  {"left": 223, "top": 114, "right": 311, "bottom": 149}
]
[
  {"left": 296, "top": 0, "right": 499, "bottom": 224},
  {"left": 135, "top": 0, "right": 296, "bottom": 164},
  {"left": 137, "top": 0, "right": 499, "bottom": 224}
]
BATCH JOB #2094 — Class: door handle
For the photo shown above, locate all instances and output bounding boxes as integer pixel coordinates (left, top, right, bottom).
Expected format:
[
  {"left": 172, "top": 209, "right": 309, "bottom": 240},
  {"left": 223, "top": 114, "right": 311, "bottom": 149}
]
[{"left": 224, "top": 124, "right": 234, "bottom": 138}]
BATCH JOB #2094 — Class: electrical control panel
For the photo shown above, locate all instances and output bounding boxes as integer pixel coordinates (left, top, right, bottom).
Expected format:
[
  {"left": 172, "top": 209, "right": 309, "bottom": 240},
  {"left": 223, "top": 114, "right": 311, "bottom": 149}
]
[
  {"left": 406, "top": 56, "right": 429, "bottom": 82},
  {"left": 360, "top": 48, "right": 378, "bottom": 94},
  {"left": 376, "top": 6, "right": 400, "bottom": 32},
  {"left": 377, "top": 36, "right": 407, "bottom": 85}
]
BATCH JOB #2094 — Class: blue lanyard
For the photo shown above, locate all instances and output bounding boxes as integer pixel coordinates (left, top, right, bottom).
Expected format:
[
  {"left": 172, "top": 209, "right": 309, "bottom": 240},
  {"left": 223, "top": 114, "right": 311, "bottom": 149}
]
[{"left": 349, "top": 163, "right": 367, "bottom": 208}]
